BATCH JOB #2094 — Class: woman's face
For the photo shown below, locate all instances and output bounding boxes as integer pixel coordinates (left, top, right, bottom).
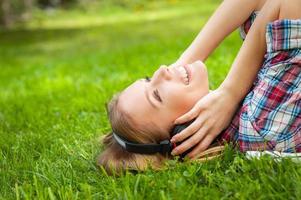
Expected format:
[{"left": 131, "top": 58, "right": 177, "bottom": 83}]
[{"left": 119, "top": 60, "right": 209, "bottom": 135}]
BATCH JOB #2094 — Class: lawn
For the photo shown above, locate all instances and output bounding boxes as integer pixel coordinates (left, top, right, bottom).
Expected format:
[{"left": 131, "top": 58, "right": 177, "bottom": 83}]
[{"left": 1, "top": 0, "right": 301, "bottom": 199}]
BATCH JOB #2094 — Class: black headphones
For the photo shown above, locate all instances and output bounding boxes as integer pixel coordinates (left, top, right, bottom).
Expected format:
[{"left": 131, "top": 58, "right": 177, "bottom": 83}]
[{"left": 112, "top": 120, "right": 194, "bottom": 157}]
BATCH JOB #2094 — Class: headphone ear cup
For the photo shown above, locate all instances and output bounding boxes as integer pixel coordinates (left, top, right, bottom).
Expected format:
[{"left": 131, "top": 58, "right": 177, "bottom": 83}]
[
  {"left": 171, "top": 120, "right": 195, "bottom": 137},
  {"left": 171, "top": 124, "right": 187, "bottom": 137},
  {"left": 170, "top": 120, "right": 195, "bottom": 158}
]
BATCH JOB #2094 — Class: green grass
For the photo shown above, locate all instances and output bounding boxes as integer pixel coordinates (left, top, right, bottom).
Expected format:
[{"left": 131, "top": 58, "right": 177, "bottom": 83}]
[{"left": 1, "top": 0, "right": 301, "bottom": 199}]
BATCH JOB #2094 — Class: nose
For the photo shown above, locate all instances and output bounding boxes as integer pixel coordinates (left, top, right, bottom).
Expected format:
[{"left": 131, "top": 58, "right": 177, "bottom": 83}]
[{"left": 152, "top": 65, "right": 172, "bottom": 84}]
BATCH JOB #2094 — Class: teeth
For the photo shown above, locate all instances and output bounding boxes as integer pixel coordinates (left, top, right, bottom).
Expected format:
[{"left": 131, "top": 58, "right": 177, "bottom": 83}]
[
  {"left": 184, "top": 77, "right": 188, "bottom": 84},
  {"left": 177, "top": 66, "right": 189, "bottom": 84}
]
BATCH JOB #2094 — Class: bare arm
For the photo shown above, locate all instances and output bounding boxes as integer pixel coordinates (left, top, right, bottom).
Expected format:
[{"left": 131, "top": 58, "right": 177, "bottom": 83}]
[
  {"left": 174, "top": 0, "right": 264, "bottom": 66},
  {"left": 220, "top": 0, "right": 301, "bottom": 103},
  {"left": 218, "top": 0, "right": 280, "bottom": 104},
  {"left": 171, "top": 0, "right": 283, "bottom": 157}
]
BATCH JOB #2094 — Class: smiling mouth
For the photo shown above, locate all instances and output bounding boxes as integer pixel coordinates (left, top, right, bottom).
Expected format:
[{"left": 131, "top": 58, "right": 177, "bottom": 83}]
[{"left": 176, "top": 66, "right": 190, "bottom": 85}]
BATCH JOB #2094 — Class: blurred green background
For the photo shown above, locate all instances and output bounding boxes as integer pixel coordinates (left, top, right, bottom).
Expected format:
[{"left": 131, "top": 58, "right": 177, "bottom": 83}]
[
  {"left": 2, "top": 0, "right": 300, "bottom": 199},
  {"left": 0, "top": 0, "right": 167, "bottom": 28}
]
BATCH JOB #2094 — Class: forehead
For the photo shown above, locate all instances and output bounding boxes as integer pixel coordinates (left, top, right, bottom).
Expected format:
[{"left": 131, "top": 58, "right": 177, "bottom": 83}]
[{"left": 119, "top": 80, "right": 154, "bottom": 122}]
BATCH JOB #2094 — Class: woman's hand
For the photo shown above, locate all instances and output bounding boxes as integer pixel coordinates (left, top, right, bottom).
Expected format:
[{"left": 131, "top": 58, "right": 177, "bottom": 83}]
[{"left": 170, "top": 88, "right": 240, "bottom": 159}]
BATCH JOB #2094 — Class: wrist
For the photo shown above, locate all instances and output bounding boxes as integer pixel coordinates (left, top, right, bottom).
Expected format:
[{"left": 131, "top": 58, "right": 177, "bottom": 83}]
[
  {"left": 172, "top": 51, "right": 206, "bottom": 67},
  {"left": 217, "top": 84, "right": 244, "bottom": 106},
  {"left": 172, "top": 57, "right": 188, "bottom": 67},
  {"left": 176, "top": 51, "right": 199, "bottom": 66}
]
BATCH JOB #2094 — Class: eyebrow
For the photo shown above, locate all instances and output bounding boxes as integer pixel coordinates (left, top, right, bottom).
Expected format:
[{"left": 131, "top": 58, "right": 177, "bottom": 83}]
[{"left": 143, "top": 81, "right": 158, "bottom": 109}]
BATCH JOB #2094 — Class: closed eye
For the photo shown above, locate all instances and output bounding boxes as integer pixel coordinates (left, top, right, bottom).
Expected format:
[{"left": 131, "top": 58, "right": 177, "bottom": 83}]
[
  {"left": 144, "top": 76, "right": 162, "bottom": 103},
  {"left": 153, "top": 89, "right": 162, "bottom": 102}
]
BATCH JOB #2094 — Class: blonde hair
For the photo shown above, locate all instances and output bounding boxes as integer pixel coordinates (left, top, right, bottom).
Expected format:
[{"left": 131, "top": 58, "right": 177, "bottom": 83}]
[
  {"left": 97, "top": 93, "right": 169, "bottom": 174},
  {"left": 97, "top": 93, "right": 225, "bottom": 175}
]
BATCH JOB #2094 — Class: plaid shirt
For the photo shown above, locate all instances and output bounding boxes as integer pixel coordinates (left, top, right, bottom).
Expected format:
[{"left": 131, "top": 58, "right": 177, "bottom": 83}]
[
  {"left": 219, "top": 18, "right": 301, "bottom": 153},
  {"left": 239, "top": 11, "right": 258, "bottom": 40}
]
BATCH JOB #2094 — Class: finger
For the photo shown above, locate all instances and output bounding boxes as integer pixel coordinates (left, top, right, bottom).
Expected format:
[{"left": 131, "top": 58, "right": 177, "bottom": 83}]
[
  {"left": 171, "top": 124, "right": 210, "bottom": 156},
  {"left": 171, "top": 116, "right": 204, "bottom": 143},
  {"left": 174, "top": 102, "right": 203, "bottom": 124},
  {"left": 187, "top": 132, "right": 215, "bottom": 160}
]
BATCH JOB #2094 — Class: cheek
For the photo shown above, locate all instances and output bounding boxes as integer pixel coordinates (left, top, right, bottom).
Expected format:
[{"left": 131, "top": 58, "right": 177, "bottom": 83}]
[
  {"left": 164, "top": 87, "right": 200, "bottom": 115},
  {"left": 179, "top": 93, "right": 200, "bottom": 111}
]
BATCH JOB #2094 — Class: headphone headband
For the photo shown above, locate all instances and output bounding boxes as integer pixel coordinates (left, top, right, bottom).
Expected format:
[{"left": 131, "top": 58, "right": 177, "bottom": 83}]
[{"left": 112, "top": 132, "right": 172, "bottom": 155}]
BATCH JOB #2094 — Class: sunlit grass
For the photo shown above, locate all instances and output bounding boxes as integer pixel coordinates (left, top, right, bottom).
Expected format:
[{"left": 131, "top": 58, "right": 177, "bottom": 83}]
[
  {"left": 25, "top": 1, "right": 217, "bottom": 29},
  {"left": 1, "top": 0, "right": 301, "bottom": 199}
]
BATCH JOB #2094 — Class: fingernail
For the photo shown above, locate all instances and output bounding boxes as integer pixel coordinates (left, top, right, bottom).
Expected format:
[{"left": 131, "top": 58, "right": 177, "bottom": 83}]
[
  {"left": 170, "top": 138, "right": 175, "bottom": 143},
  {"left": 171, "top": 149, "right": 177, "bottom": 156}
]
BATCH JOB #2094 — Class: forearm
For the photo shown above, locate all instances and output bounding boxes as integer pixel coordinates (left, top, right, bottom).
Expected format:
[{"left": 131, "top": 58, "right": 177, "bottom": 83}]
[
  {"left": 175, "top": 0, "right": 260, "bottom": 65},
  {"left": 219, "top": 0, "right": 281, "bottom": 104}
]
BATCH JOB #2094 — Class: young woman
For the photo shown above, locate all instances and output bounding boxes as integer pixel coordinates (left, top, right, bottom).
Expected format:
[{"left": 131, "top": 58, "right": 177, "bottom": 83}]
[{"left": 98, "top": 0, "right": 301, "bottom": 174}]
